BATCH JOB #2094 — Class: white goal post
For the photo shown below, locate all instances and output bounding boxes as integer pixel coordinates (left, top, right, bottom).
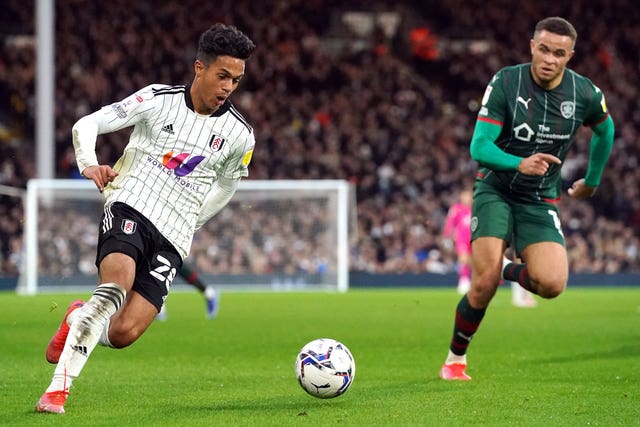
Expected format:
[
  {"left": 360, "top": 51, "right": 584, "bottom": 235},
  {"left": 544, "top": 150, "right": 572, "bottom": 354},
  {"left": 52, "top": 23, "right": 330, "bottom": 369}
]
[{"left": 18, "top": 179, "right": 352, "bottom": 295}]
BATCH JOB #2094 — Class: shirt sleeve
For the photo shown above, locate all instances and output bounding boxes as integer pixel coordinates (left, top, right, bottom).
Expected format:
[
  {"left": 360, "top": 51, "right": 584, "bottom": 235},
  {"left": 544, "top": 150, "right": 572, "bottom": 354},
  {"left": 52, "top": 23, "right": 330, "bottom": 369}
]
[
  {"left": 219, "top": 130, "right": 255, "bottom": 180},
  {"left": 469, "top": 71, "right": 524, "bottom": 171},
  {"left": 469, "top": 119, "right": 523, "bottom": 171},
  {"left": 72, "top": 85, "right": 158, "bottom": 174},
  {"left": 584, "top": 115, "right": 615, "bottom": 186},
  {"left": 195, "top": 175, "right": 240, "bottom": 229}
]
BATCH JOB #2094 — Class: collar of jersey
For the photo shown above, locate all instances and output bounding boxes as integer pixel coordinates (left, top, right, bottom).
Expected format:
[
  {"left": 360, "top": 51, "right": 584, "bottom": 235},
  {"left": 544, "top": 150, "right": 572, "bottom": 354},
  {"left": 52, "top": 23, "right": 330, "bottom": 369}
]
[{"left": 184, "top": 83, "right": 231, "bottom": 117}]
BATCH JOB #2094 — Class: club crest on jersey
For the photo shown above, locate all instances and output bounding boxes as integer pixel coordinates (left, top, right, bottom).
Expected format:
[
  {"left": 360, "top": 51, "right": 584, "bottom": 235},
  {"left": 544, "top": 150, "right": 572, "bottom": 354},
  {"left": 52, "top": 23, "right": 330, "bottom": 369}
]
[
  {"left": 560, "top": 101, "right": 575, "bottom": 119},
  {"left": 209, "top": 134, "right": 226, "bottom": 151},
  {"left": 121, "top": 219, "right": 137, "bottom": 235}
]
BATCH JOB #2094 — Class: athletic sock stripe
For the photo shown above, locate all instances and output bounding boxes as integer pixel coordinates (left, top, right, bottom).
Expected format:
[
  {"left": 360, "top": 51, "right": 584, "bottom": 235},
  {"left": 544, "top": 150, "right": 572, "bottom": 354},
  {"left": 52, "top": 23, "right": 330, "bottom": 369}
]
[
  {"left": 93, "top": 287, "right": 125, "bottom": 311},
  {"left": 93, "top": 291, "right": 122, "bottom": 311}
]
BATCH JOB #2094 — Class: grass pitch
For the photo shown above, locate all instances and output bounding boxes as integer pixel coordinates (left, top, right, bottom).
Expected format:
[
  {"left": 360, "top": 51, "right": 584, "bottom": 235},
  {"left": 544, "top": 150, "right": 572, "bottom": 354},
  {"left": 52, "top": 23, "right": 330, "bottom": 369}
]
[{"left": 1, "top": 287, "right": 639, "bottom": 426}]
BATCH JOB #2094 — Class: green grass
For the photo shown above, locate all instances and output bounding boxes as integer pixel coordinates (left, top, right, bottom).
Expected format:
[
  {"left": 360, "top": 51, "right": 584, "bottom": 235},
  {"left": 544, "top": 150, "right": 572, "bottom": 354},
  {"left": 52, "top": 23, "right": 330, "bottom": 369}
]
[{"left": 1, "top": 288, "right": 639, "bottom": 426}]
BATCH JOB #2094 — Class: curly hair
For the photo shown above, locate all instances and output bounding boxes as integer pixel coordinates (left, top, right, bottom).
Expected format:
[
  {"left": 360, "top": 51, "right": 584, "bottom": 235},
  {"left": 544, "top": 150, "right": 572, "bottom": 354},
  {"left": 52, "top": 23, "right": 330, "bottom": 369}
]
[{"left": 196, "top": 23, "right": 256, "bottom": 64}]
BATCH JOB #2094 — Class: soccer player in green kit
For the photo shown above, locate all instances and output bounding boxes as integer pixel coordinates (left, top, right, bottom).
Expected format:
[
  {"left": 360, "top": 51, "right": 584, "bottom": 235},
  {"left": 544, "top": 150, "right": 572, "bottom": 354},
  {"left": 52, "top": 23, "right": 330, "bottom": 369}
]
[{"left": 439, "top": 16, "right": 615, "bottom": 380}]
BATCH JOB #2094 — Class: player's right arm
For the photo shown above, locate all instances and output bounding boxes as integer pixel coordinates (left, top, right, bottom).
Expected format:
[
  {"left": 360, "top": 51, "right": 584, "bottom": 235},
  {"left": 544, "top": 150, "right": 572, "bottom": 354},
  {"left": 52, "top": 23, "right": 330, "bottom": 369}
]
[
  {"left": 469, "top": 120, "right": 522, "bottom": 170},
  {"left": 470, "top": 120, "right": 561, "bottom": 175},
  {"left": 72, "top": 85, "right": 158, "bottom": 191},
  {"left": 470, "top": 71, "right": 561, "bottom": 175}
]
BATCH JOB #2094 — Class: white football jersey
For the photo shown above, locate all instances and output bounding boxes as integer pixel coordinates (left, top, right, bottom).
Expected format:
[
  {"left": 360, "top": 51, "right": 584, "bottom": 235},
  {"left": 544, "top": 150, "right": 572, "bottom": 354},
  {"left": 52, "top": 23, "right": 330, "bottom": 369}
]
[{"left": 73, "top": 84, "right": 255, "bottom": 258}]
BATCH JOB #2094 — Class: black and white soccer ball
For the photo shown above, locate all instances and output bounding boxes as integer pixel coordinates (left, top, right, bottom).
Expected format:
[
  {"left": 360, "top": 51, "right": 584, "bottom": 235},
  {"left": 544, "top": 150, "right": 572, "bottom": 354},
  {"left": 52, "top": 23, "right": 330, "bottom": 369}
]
[{"left": 295, "top": 338, "right": 355, "bottom": 398}]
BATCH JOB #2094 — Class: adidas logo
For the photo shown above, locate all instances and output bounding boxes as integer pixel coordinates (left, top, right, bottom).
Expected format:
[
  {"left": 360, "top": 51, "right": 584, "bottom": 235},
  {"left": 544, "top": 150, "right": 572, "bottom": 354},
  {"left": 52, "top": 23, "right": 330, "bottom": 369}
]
[
  {"left": 71, "top": 345, "right": 88, "bottom": 357},
  {"left": 161, "top": 124, "right": 175, "bottom": 134}
]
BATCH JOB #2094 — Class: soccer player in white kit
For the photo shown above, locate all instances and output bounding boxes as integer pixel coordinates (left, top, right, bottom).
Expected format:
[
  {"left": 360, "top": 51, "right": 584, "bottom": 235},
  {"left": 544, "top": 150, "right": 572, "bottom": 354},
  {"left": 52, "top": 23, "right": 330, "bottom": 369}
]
[{"left": 36, "top": 23, "right": 256, "bottom": 414}]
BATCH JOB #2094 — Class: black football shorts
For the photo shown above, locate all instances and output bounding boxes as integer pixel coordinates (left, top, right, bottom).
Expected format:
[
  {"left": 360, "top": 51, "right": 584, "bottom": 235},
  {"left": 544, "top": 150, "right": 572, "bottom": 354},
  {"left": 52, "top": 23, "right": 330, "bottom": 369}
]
[{"left": 96, "top": 202, "right": 183, "bottom": 311}]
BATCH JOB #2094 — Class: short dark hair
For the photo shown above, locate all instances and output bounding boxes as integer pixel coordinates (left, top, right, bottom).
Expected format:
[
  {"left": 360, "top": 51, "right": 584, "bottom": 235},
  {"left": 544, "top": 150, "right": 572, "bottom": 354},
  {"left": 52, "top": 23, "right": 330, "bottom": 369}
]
[
  {"left": 534, "top": 17, "right": 577, "bottom": 45},
  {"left": 196, "top": 23, "right": 256, "bottom": 64}
]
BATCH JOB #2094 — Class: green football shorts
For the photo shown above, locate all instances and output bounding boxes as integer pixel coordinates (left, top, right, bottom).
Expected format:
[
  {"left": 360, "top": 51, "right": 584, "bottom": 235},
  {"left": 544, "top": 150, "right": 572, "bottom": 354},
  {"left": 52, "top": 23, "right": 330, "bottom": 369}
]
[{"left": 471, "top": 181, "right": 566, "bottom": 256}]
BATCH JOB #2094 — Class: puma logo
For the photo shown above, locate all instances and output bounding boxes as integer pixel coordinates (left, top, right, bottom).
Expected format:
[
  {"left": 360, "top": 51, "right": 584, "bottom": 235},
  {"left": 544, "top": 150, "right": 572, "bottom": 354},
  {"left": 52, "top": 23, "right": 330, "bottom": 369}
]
[{"left": 517, "top": 96, "right": 531, "bottom": 108}]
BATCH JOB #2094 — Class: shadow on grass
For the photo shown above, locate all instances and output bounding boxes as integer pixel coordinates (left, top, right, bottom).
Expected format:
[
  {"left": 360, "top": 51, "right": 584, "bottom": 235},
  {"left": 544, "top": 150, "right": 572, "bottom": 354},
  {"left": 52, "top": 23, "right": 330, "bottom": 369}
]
[{"left": 529, "top": 343, "right": 640, "bottom": 365}]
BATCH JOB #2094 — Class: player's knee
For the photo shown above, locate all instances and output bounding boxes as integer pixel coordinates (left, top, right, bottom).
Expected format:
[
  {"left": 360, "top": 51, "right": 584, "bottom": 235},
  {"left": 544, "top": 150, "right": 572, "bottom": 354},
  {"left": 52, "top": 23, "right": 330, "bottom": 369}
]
[
  {"left": 529, "top": 267, "right": 569, "bottom": 299},
  {"left": 531, "top": 275, "right": 567, "bottom": 299},
  {"left": 476, "top": 268, "right": 501, "bottom": 289},
  {"left": 108, "top": 320, "right": 145, "bottom": 348},
  {"left": 468, "top": 271, "right": 500, "bottom": 306}
]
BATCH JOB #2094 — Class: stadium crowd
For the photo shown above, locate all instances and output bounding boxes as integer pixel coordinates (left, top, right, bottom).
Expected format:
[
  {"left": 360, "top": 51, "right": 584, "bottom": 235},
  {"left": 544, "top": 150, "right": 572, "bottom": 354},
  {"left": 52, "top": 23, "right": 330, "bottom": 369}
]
[{"left": 0, "top": 0, "right": 639, "bottom": 279}]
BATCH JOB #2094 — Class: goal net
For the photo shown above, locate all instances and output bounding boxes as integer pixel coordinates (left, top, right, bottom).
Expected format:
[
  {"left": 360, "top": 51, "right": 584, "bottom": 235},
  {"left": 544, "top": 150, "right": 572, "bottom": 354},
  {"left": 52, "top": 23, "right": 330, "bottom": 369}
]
[{"left": 18, "top": 179, "right": 352, "bottom": 295}]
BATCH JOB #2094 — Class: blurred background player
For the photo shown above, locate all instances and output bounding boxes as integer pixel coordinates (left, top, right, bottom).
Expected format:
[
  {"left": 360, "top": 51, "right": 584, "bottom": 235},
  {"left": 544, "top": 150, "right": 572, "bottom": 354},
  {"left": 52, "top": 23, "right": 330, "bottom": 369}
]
[
  {"left": 442, "top": 189, "right": 472, "bottom": 294},
  {"left": 156, "top": 262, "right": 218, "bottom": 321}
]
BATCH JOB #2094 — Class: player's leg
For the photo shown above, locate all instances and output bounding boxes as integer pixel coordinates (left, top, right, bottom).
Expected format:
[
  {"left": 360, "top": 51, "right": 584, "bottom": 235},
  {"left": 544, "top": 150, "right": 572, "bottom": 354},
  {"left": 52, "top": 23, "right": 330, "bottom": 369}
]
[
  {"left": 204, "top": 286, "right": 219, "bottom": 319},
  {"left": 507, "top": 257, "right": 538, "bottom": 307},
  {"left": 107, "top": 290, "right": 161, "bottom": 347},
  {"left": 37, "top": 202, "right": 178, "bottom": 413},
  {"left": 110, "top": 244, "right": 182, "bottom": 346},
  {"left": 440, "top": 236, "right": 506, "bottom": 380},
  {"left": 37, "top": 252, "right": 133, "bottom": 414},
  {"left": 180, "top": 262, "right": 206, "bottom": 293},
  {"left": 180, "top": 261, "right": 218, "bottom": 319},
  {"left": 518, "top": 242, "right": 568, "bottom": 298},
  {"left": 440, "top": 183, "right": 512, "bottom": 380},
  {"left": 155, "top": 302, "right": 168, "bottom": 321},
  {"left": 511, "top": 280, "right": 538, "bottom": 307},
  {"left": 502, "top": 201, "right": 568, "bottom": 299}
]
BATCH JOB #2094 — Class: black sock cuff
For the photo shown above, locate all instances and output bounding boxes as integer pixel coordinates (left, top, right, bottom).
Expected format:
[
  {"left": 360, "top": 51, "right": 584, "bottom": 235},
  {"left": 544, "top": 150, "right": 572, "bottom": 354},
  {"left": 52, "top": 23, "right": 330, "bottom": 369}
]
[{"left": 458, "top": 294, "right": 486, "bottom": 322}]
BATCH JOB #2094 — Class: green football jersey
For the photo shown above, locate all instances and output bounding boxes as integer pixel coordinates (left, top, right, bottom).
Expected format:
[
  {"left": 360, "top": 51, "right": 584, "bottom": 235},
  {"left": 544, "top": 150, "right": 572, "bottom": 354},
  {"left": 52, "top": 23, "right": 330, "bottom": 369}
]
[{"left": 476, "top": 63, "right": 609, "bottom": 201}]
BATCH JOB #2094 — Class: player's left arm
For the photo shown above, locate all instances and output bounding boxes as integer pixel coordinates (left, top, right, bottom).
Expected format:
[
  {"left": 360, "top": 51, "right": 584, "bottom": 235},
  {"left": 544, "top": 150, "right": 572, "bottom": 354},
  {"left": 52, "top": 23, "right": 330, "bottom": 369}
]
[
  {"left": 195, "top": 175, "right": 240, "bottom": 230},
  {"left": 584, "top": 115, "right": 615, "bottom": 187},
  {"left": 195, "top": 131, "right": 255, "bottom": 229},
  {"left": 568, "top": 115, "right": 615, "bottom": 198}
]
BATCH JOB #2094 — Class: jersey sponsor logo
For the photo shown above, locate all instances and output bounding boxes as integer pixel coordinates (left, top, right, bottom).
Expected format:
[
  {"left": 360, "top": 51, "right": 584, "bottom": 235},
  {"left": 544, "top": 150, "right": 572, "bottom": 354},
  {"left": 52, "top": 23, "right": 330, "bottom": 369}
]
[
  {"left": 146, "top": 155, "right": 204, "bottom": 192},
  {"left": 110, "top": 103, "right": 127, "bottom": 119},
  {"left": 209, "top": 134, "right": 226, "bottom": 151},
  {"left": 533, "top": 123, "right": 571, "bottom": 144},
  {"left": 513, "top": 123, "right": 534, "bottom": 142},
  {"left": 560, "top": 101, "right": 575, "bottom": 119},
  {"left": 121, "top": 219, "right": 137, "bottom": 234},
  {"left": 162, "top": 152, "right": 205, "bottom": 177}
]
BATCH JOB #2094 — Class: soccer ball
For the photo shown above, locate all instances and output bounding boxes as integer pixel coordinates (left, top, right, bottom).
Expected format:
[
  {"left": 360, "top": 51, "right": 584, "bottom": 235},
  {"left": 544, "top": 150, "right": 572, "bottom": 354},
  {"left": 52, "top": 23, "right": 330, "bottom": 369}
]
[{"left": 294, "top": 338, "right": 355, "bottom": 398}]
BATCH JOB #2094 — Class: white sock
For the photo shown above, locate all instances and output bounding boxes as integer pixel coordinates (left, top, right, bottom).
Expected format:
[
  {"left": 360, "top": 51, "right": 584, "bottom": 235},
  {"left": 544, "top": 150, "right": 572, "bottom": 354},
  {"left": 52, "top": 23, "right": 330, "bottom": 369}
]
[
  {"left": 66, "top": 308, "right": 81, "bottom": 326},
  {"left": 445, "top": 350, "right": 467, "bottom": 365},
  {"left": 511, "top": 281, "right": 525, "bottom": 301},
  {"left": 98, "top": 316, "right": 113, "bottom": 348},
  {"left": 46, "top": 283, "right": 125, "bottom": 392}
]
